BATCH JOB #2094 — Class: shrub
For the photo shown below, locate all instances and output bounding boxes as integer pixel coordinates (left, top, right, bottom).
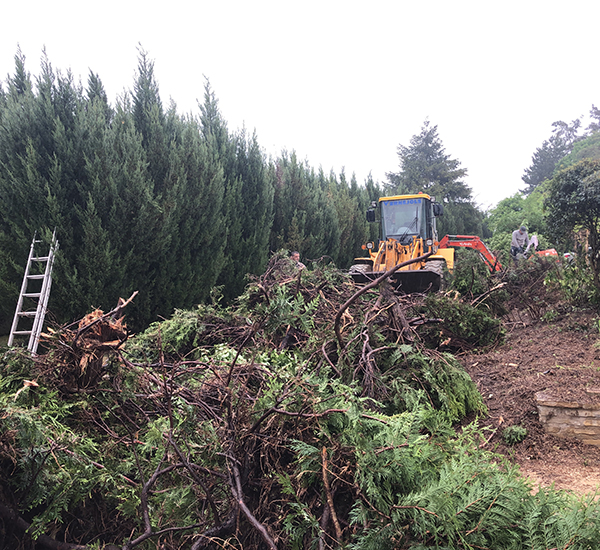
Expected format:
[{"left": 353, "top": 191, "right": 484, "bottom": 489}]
[{"left": 502, "top": 424, "right": 528, "bottom": 445}]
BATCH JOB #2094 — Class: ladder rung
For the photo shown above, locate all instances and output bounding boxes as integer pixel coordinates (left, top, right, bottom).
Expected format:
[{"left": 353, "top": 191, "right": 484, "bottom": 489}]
[
  {"left": 23, "top": 293, "right": 41, "bottom": 298},
  {"left": 32, "top": 256, "right": 49, "bottom": 261},
  {"left": 18, "top": 311, "right": 37, "bottom": 317},
  {"left": 12, "top": 330, "right": 33, "bottom": 336},
  {"left": 27, "top": 274, "right": 46, "bottom": 280}
]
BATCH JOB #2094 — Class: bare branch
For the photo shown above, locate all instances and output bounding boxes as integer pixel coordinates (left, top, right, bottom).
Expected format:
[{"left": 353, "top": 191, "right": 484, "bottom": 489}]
[
  {"left": 321, "top": 447, "right": 343, "bottom": 542},
  {"left": 230, "top": 461, "right": 277, "bottom": 550},
  {"left": 334, "top": 252, "right": 433, "bottom": 348}
]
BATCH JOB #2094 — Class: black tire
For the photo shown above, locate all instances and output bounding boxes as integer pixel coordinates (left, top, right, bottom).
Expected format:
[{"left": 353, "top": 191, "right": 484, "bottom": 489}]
[
  {"left": 349, "top": 263, "right": 370, "bottom": 275},
  {"left": 424, "top": 259, "right": 446, "bottom": 290}
]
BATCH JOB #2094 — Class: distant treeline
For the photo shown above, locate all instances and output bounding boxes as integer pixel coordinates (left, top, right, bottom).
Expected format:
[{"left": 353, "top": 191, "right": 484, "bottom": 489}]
[{"left": 0, "top": 50, "right": 483, "bottom": 332}]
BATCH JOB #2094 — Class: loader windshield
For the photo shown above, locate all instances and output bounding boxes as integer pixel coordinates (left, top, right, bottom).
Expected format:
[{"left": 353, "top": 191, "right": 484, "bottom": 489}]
[{"left": 381, "top": 198, "right": 427, "bottom": 241}]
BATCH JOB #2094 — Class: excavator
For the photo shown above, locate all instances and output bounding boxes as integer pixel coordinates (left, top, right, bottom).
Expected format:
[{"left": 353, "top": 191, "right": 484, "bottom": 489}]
[
  {"left": 349, "top": 193, "right": 558, "bottom": 293},
  {"left": 438, "top": 234, "right": 501, "bottom": 273},
  {"left": 349, "top": 193, "right": 454, "bottom": 292},
  {"left": 439, "top": 234, "right": 558, "bottom": 272}
]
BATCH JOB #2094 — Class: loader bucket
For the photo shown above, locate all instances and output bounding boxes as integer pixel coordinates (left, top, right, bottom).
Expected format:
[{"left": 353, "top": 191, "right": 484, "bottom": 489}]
[
  {"left": 390, "top": 269, "right": 442, "bottom": 293},
  {"left": 350, "top": 267, "right": 442, "bottom": 294}
]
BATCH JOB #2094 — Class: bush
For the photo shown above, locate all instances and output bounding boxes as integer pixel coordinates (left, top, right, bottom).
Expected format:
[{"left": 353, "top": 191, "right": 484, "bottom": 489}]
[
  {"left": 448, "top": 248, "right": 498, "bottom": 297},
  {"left": 502, "top": 424, "right": 528, "bottom": 445},
  {"left": 545, "top": 260, "right": 600, "bottom": 307}
]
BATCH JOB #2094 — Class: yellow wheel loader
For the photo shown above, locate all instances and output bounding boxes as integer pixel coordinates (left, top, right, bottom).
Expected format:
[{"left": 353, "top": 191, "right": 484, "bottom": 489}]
[{"left": 350, "top": 193, "right": 454, "bottom": 293}]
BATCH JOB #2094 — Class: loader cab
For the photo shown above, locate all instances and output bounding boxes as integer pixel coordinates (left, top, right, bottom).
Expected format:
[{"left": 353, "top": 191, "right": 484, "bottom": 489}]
[{"left": 378, "top": 194, "right": 441, "bottom": 246}]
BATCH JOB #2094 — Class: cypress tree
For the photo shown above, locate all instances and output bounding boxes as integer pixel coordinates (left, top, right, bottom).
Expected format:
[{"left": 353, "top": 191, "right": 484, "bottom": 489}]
[
  {"left": 225, "top": 128, "right": 274, "bottom": 296},
  {"left": 199, "top": 81, "right": 244, "bottom": 300},
  {"left": 86, "top": 71, "right": 113, "bottom": 124},
  {"left": 270, "top": 151, "right": 310, "bottom": 253},
  {"left": 132, "top": 48, "right": 169, "bottom": 194}
]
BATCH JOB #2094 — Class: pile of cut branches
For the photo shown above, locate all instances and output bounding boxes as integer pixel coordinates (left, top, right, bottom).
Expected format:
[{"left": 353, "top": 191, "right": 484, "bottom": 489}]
[{"left": 3, "top": 254, "right": 597, "bottom": 550}]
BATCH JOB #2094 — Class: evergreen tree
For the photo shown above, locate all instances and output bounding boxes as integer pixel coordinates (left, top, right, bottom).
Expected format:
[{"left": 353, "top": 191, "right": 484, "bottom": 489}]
[
  {"left": 199, "top": 81, "right": 243, "bottom": 300},
  {"left": 0, "top": 50, "right": 86, "bottom": 331},
  {"left": 0, "top": 49, "right": 233, "bottom": 331},
  {"left": 86, "top": 71, "right": 112, "bottom": 122},
  {"left": 132, "top": 48, "right": 169, "bottom": 193},
  {"left": 270, "top": 151, "right": 311, "bottom": 253},
  {"left": 230, "top": 129, "right": 274, "bottom": 288},
  {"left": 164, "top": 111, "right": 227, "bottom": 308},
  {"left": 521, "top": 118, "right": 583, "bottom": 195},
  {"left": 521, "top": 134, "right": 569, "bottom": 195},
  {"left": 387, "top": 120, "right": 482, "bottom": 236},
  {"left": 387, "top": 121, "right": 469, "bottom": 202},
  {"left": 0, "top": 46, "right": 399, "bottom": 334},
  {"left": 556, "top": 131, "right": 600, "bottom": 170},
  {"left": 269, "top": 152, "right": 341, "bottom": 263},
  {"left": 588, "top": 104, "right": 600, "bottom": 134}
]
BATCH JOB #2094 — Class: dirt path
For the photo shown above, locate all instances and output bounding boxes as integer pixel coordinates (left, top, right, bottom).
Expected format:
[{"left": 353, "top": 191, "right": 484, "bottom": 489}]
[{"left": 461, "top": 308, "right": 600, "bottom": 495}]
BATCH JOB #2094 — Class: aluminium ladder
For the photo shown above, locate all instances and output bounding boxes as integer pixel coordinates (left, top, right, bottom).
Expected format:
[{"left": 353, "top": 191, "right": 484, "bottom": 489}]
[{"left": 8, "top": 231, "right": 59, "bottom": 355}]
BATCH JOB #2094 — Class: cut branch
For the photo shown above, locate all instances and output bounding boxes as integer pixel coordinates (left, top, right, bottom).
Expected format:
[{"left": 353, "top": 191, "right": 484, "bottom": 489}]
[
  {"left": 322, "top": 446, "right": 343, "bottom": 542},
  {"left": 230, "top": 461, "right": 277, "bottom": 550},
  {"left": 335, "top": 252, "right": 433, "bottom": 348}
]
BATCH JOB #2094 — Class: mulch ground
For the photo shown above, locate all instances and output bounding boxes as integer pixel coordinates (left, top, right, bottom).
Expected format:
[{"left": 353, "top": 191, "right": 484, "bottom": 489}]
[{"left": 460, "top": 308, "right": 600, "bottom": 494}]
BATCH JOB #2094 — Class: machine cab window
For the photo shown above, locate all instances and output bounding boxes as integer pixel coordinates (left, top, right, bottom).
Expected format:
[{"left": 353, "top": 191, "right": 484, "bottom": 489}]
[{"left": 380, "top": 198, "right": 427, "bottom": 242}]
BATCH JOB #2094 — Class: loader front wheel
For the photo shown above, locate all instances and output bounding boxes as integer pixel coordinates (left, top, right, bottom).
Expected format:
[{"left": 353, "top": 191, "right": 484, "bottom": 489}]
[
  {"left": 424, "top": 259, "right": 446, "bottom": 290},
  {"left": 349, "top": 263, "right": 371, "bottom": 284}
]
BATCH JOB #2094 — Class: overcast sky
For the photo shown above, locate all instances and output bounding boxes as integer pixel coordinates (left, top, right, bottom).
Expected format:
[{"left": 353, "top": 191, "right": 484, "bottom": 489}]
[{"left": 1, "top": 1, "right": 598, "bottom": 210}]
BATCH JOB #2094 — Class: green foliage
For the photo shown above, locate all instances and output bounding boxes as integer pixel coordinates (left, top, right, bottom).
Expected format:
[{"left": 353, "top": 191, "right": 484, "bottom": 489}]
[
  {"left": 3, "top": 287, "right": 600, "bottom": 550},
  {"left": 545, "top": 158, "right": 600, "bottom": 290},
  {"left": 0, "top": 49, "right": 389, "bottom": 333},
  {"left": 447, "top": 248, "right": 499, "bottom": 297},
  {"left": 0, "top": 352, "right": 126, "bottom": 540},
  {"left": 557, "top": 131, "right": 600, "bottom": 171},
  {"left": 381, "top": 349, "right": 486, "bottom": 422},
  {"left": 347, "top": 417, "right": 600, "bottom": 550},
  {"left": 3, "top": 50, "right": 600, "bottom": 550},
  {"left": 419, "top": 293, "right": 505, "bottom": 350},
  {"left": 502, "top": 424, "right": 528, "bottom": 445},
  {"left": 522, "top": 133, "right": 570, "bottom": 195},
  {"left": 544, "top": 260, "right": 600, "bottom": 306},
  {"left": 521, "top": 118, "right": 583, "bottom": 196},
  {"left": 125, "top": 304, "right": 243, "bottom": 361},
  {"left": 486, "top": 186, "right": 552, "bottom": 258}
]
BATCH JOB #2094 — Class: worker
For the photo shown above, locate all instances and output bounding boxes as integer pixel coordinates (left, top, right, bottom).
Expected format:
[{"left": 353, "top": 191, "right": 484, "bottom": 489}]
[
  {"left": 511, "top": 225, "right": 529, "bottom": 262},
  {"left": 290, "top": 251, "right": 306, "bottom": 270}
]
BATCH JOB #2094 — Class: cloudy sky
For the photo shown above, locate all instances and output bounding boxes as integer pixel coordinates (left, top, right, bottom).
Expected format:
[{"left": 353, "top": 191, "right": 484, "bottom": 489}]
[{"left": 1, "top": 1, "right": 598, "bottom": 209}]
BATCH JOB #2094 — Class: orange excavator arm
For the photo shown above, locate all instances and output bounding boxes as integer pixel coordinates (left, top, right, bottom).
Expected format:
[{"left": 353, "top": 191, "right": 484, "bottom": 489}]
[{"left": 438, "top": 235, "right": 502, "bottom": 273}]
